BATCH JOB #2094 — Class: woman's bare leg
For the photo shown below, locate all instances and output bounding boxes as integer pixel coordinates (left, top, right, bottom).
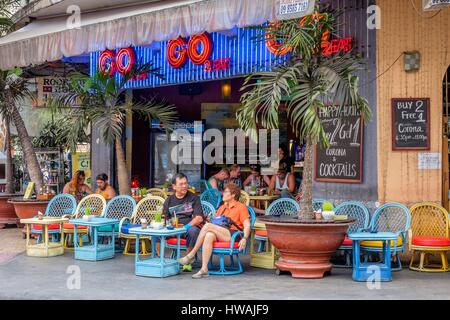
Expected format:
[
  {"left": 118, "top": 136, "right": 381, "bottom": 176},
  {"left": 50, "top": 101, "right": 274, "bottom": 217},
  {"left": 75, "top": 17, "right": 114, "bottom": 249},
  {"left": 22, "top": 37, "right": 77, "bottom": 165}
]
[{"left": 200, "top": 232, "right": 217, "bottom": 272}]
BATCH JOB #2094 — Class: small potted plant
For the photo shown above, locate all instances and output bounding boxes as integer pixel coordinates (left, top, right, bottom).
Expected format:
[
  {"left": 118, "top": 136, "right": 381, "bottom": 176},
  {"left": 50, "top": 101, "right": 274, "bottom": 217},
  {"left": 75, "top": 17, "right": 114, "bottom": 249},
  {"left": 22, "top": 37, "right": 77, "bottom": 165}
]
[
  {"left": 250, "top": 185, "right": 257, "bottom": 196},
  {"left": 321, "top": 202, "right": 335, "bottom": 221},
  {"left": 162, "top": 181, "right": 170, "bottom": 192},
  {"left": 82, "top": 207, "right": 92, "bottom": 221},
  {"left": 151, "top": 212, "right": 164, "bottom": 229}
]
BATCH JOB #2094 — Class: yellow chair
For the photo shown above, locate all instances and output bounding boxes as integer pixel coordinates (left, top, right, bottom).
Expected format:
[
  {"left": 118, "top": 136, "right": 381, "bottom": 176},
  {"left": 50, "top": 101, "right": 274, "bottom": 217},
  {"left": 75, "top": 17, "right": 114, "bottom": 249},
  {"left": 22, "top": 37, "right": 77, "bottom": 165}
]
[
  {"left": 62, "top": 194, "right": 107, "bottom": 251},
  {"left": 147, "top": 188, "right": 168, "bottom": 199},
  {"left": 409, "top": 203, "right": 450, "bottom": 272},
  {"left": 239, "top": 190, "right": 250, "bottom": 206},
  {"left": 119, "top": 196, "right": 165, "bottom": 256}
]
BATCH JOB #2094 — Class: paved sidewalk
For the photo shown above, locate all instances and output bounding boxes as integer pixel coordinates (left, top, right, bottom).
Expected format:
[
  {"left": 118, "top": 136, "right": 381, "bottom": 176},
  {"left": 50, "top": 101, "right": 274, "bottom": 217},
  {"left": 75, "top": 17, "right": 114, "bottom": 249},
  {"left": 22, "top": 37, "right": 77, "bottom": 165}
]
[
  {"left": 1, "top": 228, "right": 450, "bottom": 300},
  {"left": 0, "top": 228, "right": 25, "bottom": 265}
]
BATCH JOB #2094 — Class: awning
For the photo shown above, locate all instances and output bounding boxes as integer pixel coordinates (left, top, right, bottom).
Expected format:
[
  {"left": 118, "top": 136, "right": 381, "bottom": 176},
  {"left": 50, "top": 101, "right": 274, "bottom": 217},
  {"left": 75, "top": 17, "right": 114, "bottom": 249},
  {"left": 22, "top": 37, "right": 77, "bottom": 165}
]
[{"left": 0, "top": 0, "right": 278, "bottom": 70}]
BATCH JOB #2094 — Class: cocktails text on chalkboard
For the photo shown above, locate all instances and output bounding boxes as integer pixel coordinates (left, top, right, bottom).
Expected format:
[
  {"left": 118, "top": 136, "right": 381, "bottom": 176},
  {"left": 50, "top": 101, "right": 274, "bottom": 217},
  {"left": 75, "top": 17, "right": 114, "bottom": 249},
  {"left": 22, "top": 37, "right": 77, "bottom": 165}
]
[{"left": 392, "top": 98, "right": 430, "bottom": 150}]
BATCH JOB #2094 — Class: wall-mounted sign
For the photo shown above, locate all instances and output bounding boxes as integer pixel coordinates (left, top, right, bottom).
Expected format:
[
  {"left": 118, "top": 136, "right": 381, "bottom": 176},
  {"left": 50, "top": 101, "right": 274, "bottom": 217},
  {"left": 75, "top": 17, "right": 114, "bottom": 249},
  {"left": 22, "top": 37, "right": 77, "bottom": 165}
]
[
  {"left": 423, "top": 0, "right": 450, "bottom": 11},
  {"left": 418, "top": 152, "right": 441, "bottom": 169},
  {"left": 276, "top": 0, "right": 315, "bottom": 20},
  {"left": 36, "top": 77, "right": 71, "bottom": 107},
  {"left": 392, "top": 98, "right": 430, "bottom": 150},
  {"left": 315, "top": 105, "right": 364, "bottom": 183}
]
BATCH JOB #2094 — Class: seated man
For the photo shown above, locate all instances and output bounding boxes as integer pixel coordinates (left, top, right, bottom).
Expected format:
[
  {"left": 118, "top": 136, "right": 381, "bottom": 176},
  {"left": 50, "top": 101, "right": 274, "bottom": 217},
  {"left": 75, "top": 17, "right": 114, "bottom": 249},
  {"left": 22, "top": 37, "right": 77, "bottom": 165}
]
[
  {"left": 178, "top": 183, "right": 251, "bottom": 279},
  {"left": 95, "top": 173, "right": 116, "bottom": 200},
  {"left": 226, "top": 164, "right": 242, "bottom": 188},
  {"left": 163, "top": 173, "right": 204, "bottom": 256},
  {"left": 207, "top": 168, "right": 230, "bottom": 191},
  {"left": 268, "top": 162, "right": 296, "bottom": 199}
]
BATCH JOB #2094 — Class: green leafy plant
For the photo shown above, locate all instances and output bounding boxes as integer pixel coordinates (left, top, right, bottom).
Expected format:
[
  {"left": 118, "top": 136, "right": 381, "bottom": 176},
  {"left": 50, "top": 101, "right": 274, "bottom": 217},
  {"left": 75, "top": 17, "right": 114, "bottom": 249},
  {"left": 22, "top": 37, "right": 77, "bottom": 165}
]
[
  {"left": 162, "top": 181, "right": 170, "bottom": 189},
  {"left": 85, "top": 207, "right": 92, "bottom": 215},
  {"left": 154, "top": 212, "right": 162, "bottom": 223},
  {"left": 322, "top": 202, "right": 334, "bottom": 212},
  {"left": 138, "top": 187, "right": 148, "bottom": 197}
]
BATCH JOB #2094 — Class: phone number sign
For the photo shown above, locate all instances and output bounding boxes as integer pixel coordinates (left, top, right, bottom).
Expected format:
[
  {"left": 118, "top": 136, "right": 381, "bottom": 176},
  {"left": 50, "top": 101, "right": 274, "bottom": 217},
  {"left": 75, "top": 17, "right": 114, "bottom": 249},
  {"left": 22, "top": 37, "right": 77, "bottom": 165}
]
[{"left": 277, "top": 0, "right": 315, "bottom": 20}]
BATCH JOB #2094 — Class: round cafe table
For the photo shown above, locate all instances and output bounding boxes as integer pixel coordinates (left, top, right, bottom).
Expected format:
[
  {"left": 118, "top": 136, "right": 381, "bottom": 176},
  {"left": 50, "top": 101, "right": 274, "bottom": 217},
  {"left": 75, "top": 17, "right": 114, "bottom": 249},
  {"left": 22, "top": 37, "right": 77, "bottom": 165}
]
[{"left": 248, "top": 194, "right": 280, "bottom": 210}]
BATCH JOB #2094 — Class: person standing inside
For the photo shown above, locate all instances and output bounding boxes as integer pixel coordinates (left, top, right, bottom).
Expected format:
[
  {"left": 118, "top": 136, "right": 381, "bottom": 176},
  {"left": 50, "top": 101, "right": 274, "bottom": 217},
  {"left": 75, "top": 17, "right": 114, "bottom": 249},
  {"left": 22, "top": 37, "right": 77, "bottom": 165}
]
[
  {"left": 63, "top": 170, "right": 92, "bottom": 201},
  {"left": 95, "top": 173, "right": 116, "bottom": 200},
  {"left": 163, "top": 173, "right": 205, "bottom": 255}
]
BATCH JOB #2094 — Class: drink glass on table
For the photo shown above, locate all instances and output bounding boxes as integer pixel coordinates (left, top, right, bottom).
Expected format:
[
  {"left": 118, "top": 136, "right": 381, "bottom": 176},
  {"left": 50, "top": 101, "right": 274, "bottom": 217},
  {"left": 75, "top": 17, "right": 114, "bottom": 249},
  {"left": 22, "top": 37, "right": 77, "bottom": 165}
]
[{"left": 141, "top": 218, "right": 148, "bottom": 229}]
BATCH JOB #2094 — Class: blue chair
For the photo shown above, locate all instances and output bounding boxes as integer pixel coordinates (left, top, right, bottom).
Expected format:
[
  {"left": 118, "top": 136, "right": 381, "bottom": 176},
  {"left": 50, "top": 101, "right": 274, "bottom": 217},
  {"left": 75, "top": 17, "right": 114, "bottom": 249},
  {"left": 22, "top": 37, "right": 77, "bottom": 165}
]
[
  {"left": 255, "top": 198, "right": 300, "bottom": 252},
  {"left": 165, "top": 201, "right": 216, "bottom": 259},
  {"left": 360, "top": 202, "right": 411, "bottom": 271},
  {"left": 98, "top": 196, "right": 136, "bottom": 252},
  {"left": 200, "top": 189, "right": 222, "bottom": 209},
  {"left": 32, "top": 194, "right": 77, "bottom": 243},
  {"left": 312, "top": 199, "right": 327, "bottom": 211},
  {"left": 333, "top": 201, "right": 370, "bottom": 268},
  {"left": 208, "top": 206, "right": 256, "bottom": 275}
]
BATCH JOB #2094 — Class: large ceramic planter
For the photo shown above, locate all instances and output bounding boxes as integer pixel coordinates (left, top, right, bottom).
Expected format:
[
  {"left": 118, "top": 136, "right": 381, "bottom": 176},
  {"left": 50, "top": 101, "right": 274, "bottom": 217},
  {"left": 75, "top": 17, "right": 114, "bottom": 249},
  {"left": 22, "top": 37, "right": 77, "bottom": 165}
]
[
  {"left": 0, "top": 193, "right": 23, "bottom": 228},
  {"left": 8, "top": 198, "right": 50, "bottom": 237},
  {"left": 259, "top": 216, "right": 354, "bottom": 279}
]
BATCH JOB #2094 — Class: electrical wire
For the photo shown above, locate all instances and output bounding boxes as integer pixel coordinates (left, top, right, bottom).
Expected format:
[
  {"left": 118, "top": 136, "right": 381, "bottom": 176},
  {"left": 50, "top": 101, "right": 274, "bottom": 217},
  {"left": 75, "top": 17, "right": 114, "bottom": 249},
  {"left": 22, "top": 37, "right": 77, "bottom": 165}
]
[{"left": 362, "top": 52, "right": 404, "bottom": 87}]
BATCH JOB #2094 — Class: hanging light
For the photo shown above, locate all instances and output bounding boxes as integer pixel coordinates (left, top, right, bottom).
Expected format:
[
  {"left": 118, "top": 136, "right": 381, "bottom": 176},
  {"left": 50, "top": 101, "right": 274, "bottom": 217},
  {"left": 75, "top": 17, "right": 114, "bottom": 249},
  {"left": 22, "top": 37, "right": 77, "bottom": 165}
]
[{"left": 221, "top": 80, "right": 231, "bottom": 99}]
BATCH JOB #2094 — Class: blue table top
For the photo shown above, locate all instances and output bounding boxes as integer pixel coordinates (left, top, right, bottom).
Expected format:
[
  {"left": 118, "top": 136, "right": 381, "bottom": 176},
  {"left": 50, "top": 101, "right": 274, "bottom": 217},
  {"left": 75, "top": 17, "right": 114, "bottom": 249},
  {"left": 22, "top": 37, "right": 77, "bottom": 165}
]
[
  {"left": 349, "top": 232, "right": 399, "bottom": 241},
  {"left": 69, "top": 217, "right": 119, "bottom": 227},
  {"left": 128, "top": 227, "right": 186, "bottom": 236}
]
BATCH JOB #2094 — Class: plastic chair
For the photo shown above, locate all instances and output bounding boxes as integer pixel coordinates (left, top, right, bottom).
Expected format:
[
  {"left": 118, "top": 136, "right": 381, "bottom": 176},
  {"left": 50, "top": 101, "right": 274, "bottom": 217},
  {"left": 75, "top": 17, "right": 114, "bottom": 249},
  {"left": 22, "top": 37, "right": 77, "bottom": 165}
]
[
  {"left": 312, "top": 199, "right": 327, "bottom": 211},
  {"left": 98, "top": 196, "right": 136, "bottom": 252},
  {"left": 32, "top": 194, "right": 77, "bottom": 243},
  {"left": 147, "top": 188, "right": 167, "bottom": 199},
  {"left": 62, "top": 194, "right": 107, "bottom": 250},
  {"left": 360, "top": 202, "right": 411, "bottom": 271},
  {"left": 333, "top": 201, "right": 370, "bottom": 268},
  {"left": 239, "top": 190, "right": 250, "bottom": 206},
  {"left": 119, "top": 196, "right": 165, "bottom": 256},
  {"left": 409, "top": 203, "right": 450, "bottom": 272},
  {"left": 200, "top": 189, "right": 222, "bottom": 209},
  {"left": 208, "top": 206, "right": 256, "bottom": 275},
  {"left": 255, "top": 198, "right": 300, "bottom": 252}
]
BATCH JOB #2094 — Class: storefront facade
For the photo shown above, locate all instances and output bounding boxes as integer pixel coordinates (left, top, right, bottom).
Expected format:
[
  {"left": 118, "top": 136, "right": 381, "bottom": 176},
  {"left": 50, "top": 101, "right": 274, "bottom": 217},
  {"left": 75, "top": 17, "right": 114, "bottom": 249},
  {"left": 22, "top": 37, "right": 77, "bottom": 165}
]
[{"left": 376, "top": 0, "right": 450, "bottom": 208}]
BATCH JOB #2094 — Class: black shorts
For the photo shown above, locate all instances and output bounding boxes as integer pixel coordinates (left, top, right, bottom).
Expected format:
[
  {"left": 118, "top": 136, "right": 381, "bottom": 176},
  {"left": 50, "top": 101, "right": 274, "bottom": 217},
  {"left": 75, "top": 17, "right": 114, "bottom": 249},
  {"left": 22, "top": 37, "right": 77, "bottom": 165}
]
[{"left": 229, "top": 229, "right": 242, "bottom": 242}]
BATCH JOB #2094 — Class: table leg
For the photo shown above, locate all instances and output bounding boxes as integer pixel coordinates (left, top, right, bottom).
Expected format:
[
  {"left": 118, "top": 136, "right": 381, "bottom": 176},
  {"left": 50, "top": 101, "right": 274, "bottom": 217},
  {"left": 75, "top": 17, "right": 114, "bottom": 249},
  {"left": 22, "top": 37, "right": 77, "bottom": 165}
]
[
  {"left": 160, "top": 236, "right": 166, "bottom": 275},
  {"left": 385, "top": 240, "right": 392, "bottom": 275},
  {"left": 352, "top": 240, "right": 360, "bottom": 280},
  {"left": 60, "top": 223, "right": 65, "bottom": 248},
  {"left": 93, "top": 227, "right": 98, "bottom": 260},
  {"left": 74, "top": 225, "right": 78, "bottom": 249},
  {"left": 26, "top": 224, "right": 30, "bottom": 248},
  {"left": 44, "top": 225, "right": 49, "bottom": 256},
  {"left": 111, "top": 226, "right": 115, "bottom": 254},
  {"left": 176, "top": 235, "right": 181, "bottom": 261},
  {"left": 151, "top": 236, "right": 156, "bottom": 258},
  {"left": 135, "top": 235, "right": 140, "bottom": 263}
]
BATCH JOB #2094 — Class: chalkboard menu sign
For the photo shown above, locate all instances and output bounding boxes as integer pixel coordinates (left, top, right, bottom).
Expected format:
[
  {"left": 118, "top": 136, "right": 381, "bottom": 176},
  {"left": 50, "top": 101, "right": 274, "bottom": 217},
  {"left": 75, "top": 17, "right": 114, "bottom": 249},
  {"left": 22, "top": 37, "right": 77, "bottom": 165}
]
[
  {"left": 392, "top": 98, "right": 430, "bottom": 150},
  {"left": 315, "top": 105, "right": 363, "bottom": 183}
]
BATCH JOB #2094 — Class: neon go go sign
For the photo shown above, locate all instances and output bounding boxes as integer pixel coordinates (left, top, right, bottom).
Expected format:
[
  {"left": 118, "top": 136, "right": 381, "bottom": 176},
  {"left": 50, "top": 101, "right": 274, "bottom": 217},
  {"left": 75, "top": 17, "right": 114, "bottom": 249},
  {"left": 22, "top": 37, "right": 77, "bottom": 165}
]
[
  {"left": 99, "top": 48, "right": 136, "bottom": 76},
  {"left": 167, "top": 32, "right": 213, "bottom": 68}
]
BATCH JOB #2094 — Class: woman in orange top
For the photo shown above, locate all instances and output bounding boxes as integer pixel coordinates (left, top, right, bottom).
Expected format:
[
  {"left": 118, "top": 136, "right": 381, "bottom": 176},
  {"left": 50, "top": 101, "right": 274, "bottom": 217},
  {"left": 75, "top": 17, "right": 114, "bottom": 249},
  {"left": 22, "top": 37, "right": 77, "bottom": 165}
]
[{"left": 178, "top": 183, "right": 251, "bottom": 279}]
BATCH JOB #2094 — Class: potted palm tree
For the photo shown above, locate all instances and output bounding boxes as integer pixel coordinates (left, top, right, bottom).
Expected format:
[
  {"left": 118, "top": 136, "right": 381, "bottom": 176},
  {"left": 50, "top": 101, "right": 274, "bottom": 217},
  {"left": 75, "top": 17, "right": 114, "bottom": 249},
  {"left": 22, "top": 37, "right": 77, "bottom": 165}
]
[
  {"left": 237, "top": 11, "right": 371, "bottom": 278},
  {"left": 51, "top": 64, "right": 178, "bottom": 195}
]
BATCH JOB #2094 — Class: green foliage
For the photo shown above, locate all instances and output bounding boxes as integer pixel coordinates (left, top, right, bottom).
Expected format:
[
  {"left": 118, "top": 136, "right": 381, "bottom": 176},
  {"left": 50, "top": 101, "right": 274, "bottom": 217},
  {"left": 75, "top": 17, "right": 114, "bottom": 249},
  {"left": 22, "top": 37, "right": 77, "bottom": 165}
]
[
  {"left": 154, "top": 212, "right": 162, "bottom": 223},
  {"left": 85, "top": 207, "right": 92, "bottom": 216},
  {"left": 322, "top": 201, "right": 334, "bottom": 212},
  {"left": 138, "top": 187, "right": 148, "bottom": 197}
]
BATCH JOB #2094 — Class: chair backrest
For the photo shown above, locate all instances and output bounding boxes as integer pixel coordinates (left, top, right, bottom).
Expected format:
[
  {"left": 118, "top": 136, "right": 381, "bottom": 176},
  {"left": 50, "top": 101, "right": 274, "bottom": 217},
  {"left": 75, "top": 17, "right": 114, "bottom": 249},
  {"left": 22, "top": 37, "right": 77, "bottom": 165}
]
[
  {"left": 312, "top": 199, "right": 326, "bottom": 211},
  {"left": 200, "top": 189, "right": 222, "bottom": 209},
  {"left": 200, "top": 179, "right": 210, "bottom": 191},
  {"left": 267, "top": 198, "right": 300, "bottom": 216},
  {"left": 369, "top": 202, "right": 411, "bottom": 234},
  {"left": 247, "top": 206, "right": 257, "bottom": 229},
  {"left": 334, "top": 201, "right": 370, "bottom": 234},
  {"left": 239, "top": 190, "right": 250, "bottom": 206},
  {"left": 147, "top": 188, "right": 167, "bottom": 199},
  {"left": 132, "top": 196, "right": 165, "bottom": 223},
  {"left": 104, "top": 195, "right": 136, "bottom": 220},
  {"left": 45, "top": 194, "right": 77, "bottom": 217},
  {"left": 75, "top": 194, "right": 107, "bottom": 218},
  {"left": 410, "top": 202, "right": 449, "bottom": 238},
  {"left": 201, "top": 201, "right": 216, "bottom": 220}
]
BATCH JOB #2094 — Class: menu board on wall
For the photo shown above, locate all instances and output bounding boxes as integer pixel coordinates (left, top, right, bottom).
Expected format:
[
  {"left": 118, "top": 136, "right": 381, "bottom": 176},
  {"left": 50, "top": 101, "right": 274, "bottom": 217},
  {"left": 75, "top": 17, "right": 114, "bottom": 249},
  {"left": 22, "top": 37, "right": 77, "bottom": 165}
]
[
  {"left": 392, "top": 98, "right": 430, "bottom": 150},
  {"left": 315, "top": 105, "right": 364, "bottom": 183}
]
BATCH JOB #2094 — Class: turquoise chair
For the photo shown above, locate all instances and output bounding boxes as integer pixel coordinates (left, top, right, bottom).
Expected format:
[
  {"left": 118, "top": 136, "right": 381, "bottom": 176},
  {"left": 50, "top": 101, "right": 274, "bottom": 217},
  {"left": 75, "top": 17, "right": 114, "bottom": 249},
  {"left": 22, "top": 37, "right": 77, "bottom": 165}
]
[
  {"left": 255, "top": 198, "right": 300, "bottom": 252},
  {"left": 208, "top": 206, "right": 256, "bottom": 275},
  {"left": 333, "top": 201, "right": 370, "bottom": 268},
  {"left": 98, "top": 196, "right": 136, "bottom": 252},
  {"left": 360, "top": 202, "right": 411, "bottom": 271},
  {"left": 200, "top": 189, "right": 222, "bottom": 209},
  {"left": 32, "top": 194, "right": 77, "bottom": 243},
  {"left": 166, "top": 201, "right": 216, "bottom": 259},
  {"left": 312, "top": 199, "right": 327, "bottom": 211}
]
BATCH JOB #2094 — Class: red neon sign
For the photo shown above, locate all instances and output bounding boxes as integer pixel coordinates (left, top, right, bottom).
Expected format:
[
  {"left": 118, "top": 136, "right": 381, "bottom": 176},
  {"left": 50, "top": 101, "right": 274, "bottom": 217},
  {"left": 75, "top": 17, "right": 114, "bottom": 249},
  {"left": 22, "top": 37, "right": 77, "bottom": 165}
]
[
  {"left": 99, "top": 48, "right": 136, "bottom": 76},
  {"left": 204, "top": 58, "right": 231, "bottom": 72},
  {"left": 322, "top": 37, "right": 353, "bottom": 55},
  {"left": 167, "top": 32, "right": 213, "bottom": 68}
]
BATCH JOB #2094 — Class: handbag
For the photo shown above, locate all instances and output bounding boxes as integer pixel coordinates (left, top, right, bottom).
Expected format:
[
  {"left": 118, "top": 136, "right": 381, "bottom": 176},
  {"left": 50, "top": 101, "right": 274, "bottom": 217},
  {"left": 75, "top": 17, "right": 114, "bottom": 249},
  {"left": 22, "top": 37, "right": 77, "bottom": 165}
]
[{"left": 211, "top": 215, "right": 243, "bottom": 231}]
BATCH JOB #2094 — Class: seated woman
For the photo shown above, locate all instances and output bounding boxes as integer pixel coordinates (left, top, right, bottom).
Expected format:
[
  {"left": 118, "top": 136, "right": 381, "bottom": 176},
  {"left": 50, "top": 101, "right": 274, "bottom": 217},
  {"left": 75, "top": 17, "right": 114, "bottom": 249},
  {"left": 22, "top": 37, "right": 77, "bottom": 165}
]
[
  {"left": 243, "top": 164, "right": 264, "bottom": 188},
  {"left": 178, "top": 183, "right": 251, "bottom": 279},
  {"left": 268, "top": 162, "right": 296, "bottom": 199},
  {"left": 207, "top": 168, "right": 230, "bottom": 191},
  {"left": 63, "top": 170, "right": 93, "bottom": 201}
]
